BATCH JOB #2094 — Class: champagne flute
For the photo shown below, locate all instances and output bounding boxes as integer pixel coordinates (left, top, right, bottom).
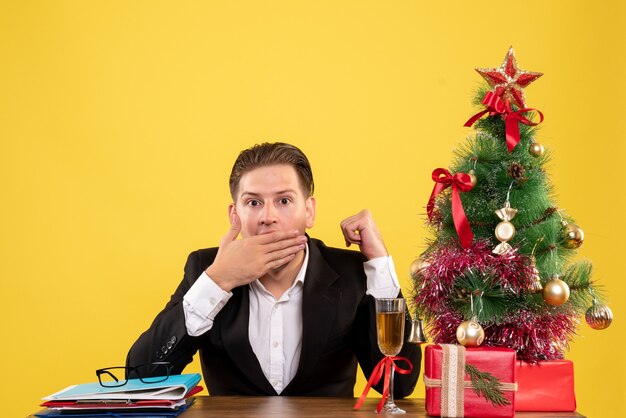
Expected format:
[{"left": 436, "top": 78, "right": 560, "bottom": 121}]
[{"left": 375, "top": 297, "right": 406, "bottom": 414}]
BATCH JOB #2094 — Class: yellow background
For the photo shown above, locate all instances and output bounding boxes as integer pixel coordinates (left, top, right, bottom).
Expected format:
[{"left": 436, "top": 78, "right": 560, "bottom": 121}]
[{"left": 1, "top": 1, "right": 624, "bottom": 417}]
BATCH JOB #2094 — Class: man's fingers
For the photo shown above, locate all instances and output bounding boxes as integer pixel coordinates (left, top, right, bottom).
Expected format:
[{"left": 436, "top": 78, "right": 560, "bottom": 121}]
[
  {"left": 341, "top": 209, "right": 388, "bottom": 259},
  {"left": 342, "top": 228, "right": 362, "bottom": 246},
  {"left": 264, "top": 242, "right": 306, "bottom": 263},
  {"left": 263, "top": 234, "right": 307, "bottom": 253},
  {"left": 340, "top": 218, "right": 363, "bottom": 245},
  {"left": 266, "top": 253, "right": 297, "bottom": 271},
  {"left": 254, "top": 229, "right": 302, "bottom": 245},
  {"left": 257, "top": 235, "right": 306, "bottom": 272}
]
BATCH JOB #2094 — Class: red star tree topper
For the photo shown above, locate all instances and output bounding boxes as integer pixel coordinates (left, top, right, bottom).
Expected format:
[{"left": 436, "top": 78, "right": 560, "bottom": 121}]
[{"left": 476, "top": 46, "right": 543, "bottom": 108}]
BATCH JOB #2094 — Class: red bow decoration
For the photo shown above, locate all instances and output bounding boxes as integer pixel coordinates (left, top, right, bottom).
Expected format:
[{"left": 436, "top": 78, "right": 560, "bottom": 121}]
[
  {"left": 464, "top": 91, "right": 544, "bottom": 152},
  {"left": 427, "top": 168, "right": 474, "bottom": 249},
  {"left": 354, "top": 356, "right": 413, "bottom": 413}
]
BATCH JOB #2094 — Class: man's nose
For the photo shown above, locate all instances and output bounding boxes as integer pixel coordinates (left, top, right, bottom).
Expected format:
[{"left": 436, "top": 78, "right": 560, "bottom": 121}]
[{"left": 260, "top": 203, "right": 278, "bottom": 225}]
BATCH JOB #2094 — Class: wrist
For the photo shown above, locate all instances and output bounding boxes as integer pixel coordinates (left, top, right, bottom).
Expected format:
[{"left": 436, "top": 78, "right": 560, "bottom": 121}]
[
  {"left": 205, "top": 265, "right": 234, "bottom": 292},
  {"left": 364, "top": 246, "right": 388, "bottom": 260}
]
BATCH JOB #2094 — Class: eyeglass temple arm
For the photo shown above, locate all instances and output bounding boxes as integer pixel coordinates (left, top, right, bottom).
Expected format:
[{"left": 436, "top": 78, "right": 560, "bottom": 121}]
[{"left": 98, "top": 370, "right": 120, "bottom": 383}]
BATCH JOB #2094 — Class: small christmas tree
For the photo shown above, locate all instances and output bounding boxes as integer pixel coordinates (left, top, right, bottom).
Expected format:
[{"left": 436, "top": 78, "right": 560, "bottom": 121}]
[{"left": 411, "top": 47, "right": 613, "bottom": 363}]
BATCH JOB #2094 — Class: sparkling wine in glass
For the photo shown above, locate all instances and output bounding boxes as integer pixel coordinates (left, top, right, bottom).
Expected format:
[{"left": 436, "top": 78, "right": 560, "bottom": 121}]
[{"left": 375, "top": 298, "right": 406, "bottom": 414}]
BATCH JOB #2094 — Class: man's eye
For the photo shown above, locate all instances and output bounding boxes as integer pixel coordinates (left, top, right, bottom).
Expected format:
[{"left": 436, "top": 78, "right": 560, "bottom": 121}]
[
  {"left": 279, "top": 198, "right": 291, "bottom": 205},
  {"left": 247, "top": 200, "right": 261, "bottom": 207}
]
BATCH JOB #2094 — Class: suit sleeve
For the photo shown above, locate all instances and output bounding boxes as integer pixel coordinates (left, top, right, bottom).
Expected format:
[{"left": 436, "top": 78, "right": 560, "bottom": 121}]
[
  {"left": 352, "top": 290, "right": 422, "bottom": 398},
  {"left": 125, "top": 251, "right": 209, "bottom": 378}
]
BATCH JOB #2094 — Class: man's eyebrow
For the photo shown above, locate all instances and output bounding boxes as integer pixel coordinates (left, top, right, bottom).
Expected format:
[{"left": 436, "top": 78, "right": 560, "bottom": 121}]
[
  {"left": 274, "top": 189, "right": 298, "bottom": 195},
  {"left": 239, "top": 189, "right": 298, "bottom": 198},
  {"left": 240, "top": 191, "right": 261, "bottom": 198}
]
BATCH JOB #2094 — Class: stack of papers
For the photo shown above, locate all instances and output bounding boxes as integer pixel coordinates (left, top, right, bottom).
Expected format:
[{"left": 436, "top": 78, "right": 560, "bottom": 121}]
[{"left": 37, "top": 374, "right": 202, "bottom": 417}]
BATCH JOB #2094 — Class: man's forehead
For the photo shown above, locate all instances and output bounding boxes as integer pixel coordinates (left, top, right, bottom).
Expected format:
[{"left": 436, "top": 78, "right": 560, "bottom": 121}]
[{"left": 236, "top": 165, "right": 303, "bottom": 197}]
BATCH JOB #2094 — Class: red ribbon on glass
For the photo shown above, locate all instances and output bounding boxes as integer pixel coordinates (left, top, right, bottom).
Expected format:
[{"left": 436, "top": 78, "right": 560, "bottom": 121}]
[
  {"left": 354, "top": 356, "right": 413, "bottom": 413},
  {"left": 464, "top": 91, "right": 544, "bottom": 152},
  {"left": 427, "top": 168, "right": 474, "bottom": 249}
]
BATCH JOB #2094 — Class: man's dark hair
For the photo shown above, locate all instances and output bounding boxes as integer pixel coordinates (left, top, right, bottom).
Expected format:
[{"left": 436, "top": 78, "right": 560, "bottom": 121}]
[{"left": 229, "top": 142, "right": 314, "bottom": 199}]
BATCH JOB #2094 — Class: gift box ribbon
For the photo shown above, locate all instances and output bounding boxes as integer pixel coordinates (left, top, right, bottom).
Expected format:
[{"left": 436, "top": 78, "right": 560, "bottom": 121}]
[
  {"left": 424, "top": 344, "right": 517, "bottom": 418},
  {"left": 354, "top": 356, "right": 413, "bottom": 413}
]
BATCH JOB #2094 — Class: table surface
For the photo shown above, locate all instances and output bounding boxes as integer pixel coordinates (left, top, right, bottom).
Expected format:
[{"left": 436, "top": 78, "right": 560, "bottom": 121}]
[
  {"left": 29, "top": 396, "right": 586, "bottom": 417},
  {"left": 166, "top": 396, "right": 585, "bottom": 418}
]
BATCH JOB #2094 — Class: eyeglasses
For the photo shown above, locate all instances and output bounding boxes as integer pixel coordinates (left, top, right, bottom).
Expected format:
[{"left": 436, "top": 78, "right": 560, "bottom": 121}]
[{"left": 96, "top": 362, "right": 173, "bottom": 387}]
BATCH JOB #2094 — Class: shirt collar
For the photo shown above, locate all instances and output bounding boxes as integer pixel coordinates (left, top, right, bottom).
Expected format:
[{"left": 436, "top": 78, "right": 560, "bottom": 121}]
[{"left": 294, "top": 242, "right": 309, "bottom": 286}]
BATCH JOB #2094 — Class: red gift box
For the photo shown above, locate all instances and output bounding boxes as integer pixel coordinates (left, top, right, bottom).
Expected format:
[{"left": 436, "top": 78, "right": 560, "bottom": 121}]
[
  {"left": 425, "top": 344, "right": 517, "bottom": 418},
  {"left": 515, "top": 360, "right": 576, "bottom": 411}
]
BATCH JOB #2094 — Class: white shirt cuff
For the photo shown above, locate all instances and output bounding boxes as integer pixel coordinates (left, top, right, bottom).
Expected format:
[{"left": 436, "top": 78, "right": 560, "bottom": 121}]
[
  {"left": 183, "top": 272, "right": 232, "bottom": 336},
  {"left": 364, "top": 255, "right": 401, "bottom": 299}
]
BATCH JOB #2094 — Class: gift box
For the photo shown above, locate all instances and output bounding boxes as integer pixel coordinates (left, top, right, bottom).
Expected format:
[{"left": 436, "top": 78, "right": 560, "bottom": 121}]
[
  {"left": 424, "top": 344, "right": 517, "bottom": 418},
  {"left": 515, "top": 360, "right": 576, "bottom": 411}
]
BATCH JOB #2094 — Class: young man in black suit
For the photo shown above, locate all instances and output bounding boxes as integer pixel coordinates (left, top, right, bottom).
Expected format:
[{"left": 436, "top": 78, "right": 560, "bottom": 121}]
[{"left": 126, "top": 142, "right": 420, "bottom": 397}]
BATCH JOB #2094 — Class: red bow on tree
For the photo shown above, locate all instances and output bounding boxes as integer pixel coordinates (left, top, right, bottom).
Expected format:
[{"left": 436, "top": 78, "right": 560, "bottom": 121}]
[
  {"left": 464, "top": 91, "right": 544, "bottom": 152},
  {"left": 427, "top": 168, "right": 474, "bottom": 249}
]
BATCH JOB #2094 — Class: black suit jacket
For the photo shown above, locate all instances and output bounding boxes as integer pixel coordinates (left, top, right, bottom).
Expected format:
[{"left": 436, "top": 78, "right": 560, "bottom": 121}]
[{"left": 126, "top": 238, "right": 421, "bottom": 397}]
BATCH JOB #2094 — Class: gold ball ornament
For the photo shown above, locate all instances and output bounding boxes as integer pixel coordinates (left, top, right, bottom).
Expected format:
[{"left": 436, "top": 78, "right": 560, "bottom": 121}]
[
  {"left": 561, "top": 223, "right": 584, "bottom": 249},
  {"left": 456, "top": 319, "right": 485, "bottom": 347},
  {"left": 585, "top": 304, "right": 613, "bottom": 330},
  {"left": 468, "top": 170, "right": 478, "bottom": 188},
  {"left": 410, "top": 258, "right": 430, "bottom": 277},
  {"left": 543, "top": 276, "right": 570, "bottom": 306},
  {"left": 529, "top": 142, "right": 545, "bottom": 157}
]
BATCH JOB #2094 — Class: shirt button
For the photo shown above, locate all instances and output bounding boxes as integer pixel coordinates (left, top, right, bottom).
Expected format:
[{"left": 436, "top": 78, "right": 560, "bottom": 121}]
[
  {"left": 209, "top": 297, "right": 217, "bottom": 305},
  {"left": 273, "top": 341, "right": 279, "bottom": 348}
]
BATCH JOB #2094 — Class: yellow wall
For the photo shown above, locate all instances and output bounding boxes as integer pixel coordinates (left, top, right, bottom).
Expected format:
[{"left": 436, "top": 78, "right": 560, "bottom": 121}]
[{"left": 1, "top": 1, "right": 624, "bottom": 416}]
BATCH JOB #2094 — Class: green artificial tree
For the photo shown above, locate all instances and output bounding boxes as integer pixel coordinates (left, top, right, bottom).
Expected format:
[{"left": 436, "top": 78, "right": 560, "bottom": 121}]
[{"left": 411, "top": 47, "right": 613, "bottom": 363}]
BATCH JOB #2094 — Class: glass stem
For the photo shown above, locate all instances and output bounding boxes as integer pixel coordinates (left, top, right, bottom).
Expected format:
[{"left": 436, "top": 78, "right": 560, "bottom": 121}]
[{"left": 386, "top": 361, "right": 396, "bottom": 407}]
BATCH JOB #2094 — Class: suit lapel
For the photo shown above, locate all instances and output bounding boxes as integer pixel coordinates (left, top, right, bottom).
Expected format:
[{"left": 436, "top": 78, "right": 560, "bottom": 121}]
[
  {"left": 284, "top": 240, "right": 340, "bottom": 393},
  {"left": 220, "top": 285, "right": 277, "bottom": 395}
]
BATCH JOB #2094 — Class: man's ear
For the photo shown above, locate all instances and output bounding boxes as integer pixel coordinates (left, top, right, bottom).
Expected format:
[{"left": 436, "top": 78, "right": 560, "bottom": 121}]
[
  {"left": 305, "top": 196, "right": 316, "bottom": 229},
  {"left": 228, "top": 203, "right": 236, "bottom": 225}
]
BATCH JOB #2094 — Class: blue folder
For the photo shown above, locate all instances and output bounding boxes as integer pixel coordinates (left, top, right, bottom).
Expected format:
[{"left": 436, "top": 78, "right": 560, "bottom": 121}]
[
  {"left": 35, "top": 398, "right": 194, "bottom": 417},
  {"left": 43, "top": 374, "right": 201, "bottom": 401}
]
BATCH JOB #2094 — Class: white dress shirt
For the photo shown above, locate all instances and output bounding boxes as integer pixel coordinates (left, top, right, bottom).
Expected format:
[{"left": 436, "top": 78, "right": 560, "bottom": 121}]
[{"left": 182, "top": 244, "right": 400, "bottom": 394}]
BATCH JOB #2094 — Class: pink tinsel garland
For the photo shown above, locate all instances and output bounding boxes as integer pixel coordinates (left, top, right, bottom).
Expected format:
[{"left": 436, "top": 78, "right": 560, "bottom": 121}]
[{"left": 414, "top": 239, "right": 578, "bottom": 362}]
